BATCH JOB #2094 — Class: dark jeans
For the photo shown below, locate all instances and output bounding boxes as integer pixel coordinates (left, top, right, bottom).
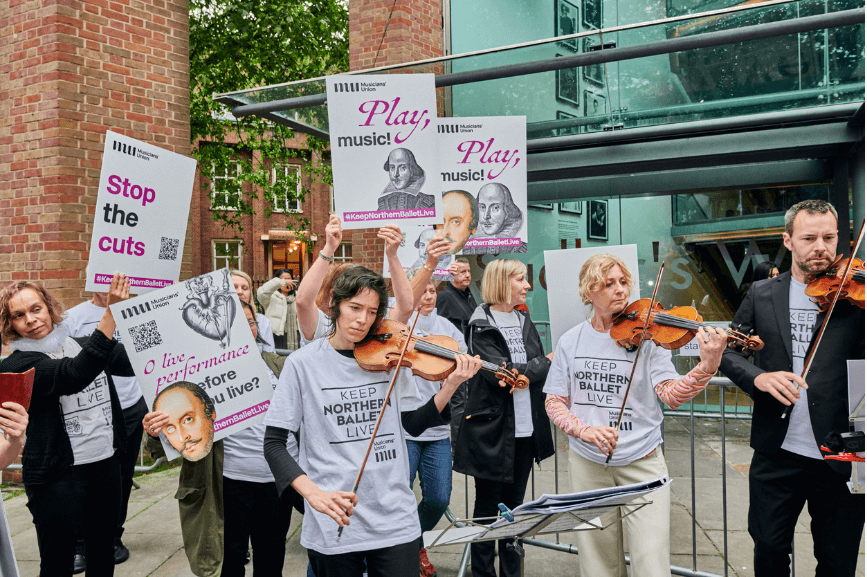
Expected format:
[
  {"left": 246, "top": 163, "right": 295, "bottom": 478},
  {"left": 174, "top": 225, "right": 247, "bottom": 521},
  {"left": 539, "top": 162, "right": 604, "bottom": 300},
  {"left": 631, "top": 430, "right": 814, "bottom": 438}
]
[
  {"left": 749, "top": 449, "right": 864, "bottom": 577},
  {"left": 26, "top": 455, "right": 122, "bottom": 577},
  {"left": 470, "top": 437, "right": 534, "bottom": 577},
  {"left": 406, "top": 438, "right": 452, "bottom": 535},
  {"left": 117, "top": 397, "right": 147, "bottom": 541},
  {"left": 222, "top": 477, "right": 295, "bottom": 577},
  {"left": 307, "top": 539, "right": 417, "bottom": 577}
]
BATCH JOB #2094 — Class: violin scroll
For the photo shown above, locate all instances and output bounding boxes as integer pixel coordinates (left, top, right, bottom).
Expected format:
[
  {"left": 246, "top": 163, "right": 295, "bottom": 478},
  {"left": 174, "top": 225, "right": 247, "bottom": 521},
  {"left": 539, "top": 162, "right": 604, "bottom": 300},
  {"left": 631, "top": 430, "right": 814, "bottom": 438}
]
[
  {"left": 726, "top": 329, "right": 764, "bottom": 352},
  {"left": 496, "top": 367, "right": 529, "bottom": 394}
]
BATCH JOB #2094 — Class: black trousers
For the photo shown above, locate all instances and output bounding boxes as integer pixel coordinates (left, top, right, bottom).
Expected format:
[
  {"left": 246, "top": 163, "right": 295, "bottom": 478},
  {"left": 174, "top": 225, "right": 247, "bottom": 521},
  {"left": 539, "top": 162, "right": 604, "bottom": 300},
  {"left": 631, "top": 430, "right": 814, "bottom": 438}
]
[
  {"left": 470, "top": 437, "right": 534, "bottom": 577},
  {"left": 117, "top": 396, "right": 147, "bottom": 540},
  {"left": 307, "top": 539, "right": 418, "bottom": 577},
  {"left": 748, "top": 449, "right": 864, "bottom": 577},
  {"left": 222, "top": 477, "right": 295, "bottom": 577},
  {"left": 26, "top": 455, "right": 122, "bottom": 577}
]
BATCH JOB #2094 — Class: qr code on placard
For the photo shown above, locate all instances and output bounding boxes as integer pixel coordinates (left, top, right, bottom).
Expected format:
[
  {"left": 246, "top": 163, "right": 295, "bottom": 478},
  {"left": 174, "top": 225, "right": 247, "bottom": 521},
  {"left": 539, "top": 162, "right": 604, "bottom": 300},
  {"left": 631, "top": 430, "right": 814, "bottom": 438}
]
[
  {"left": 129, "top": 320, "right": 163, "bottom": 353},
  {"left": 158, "top": 237, "right": 179, "bottom": 261}
]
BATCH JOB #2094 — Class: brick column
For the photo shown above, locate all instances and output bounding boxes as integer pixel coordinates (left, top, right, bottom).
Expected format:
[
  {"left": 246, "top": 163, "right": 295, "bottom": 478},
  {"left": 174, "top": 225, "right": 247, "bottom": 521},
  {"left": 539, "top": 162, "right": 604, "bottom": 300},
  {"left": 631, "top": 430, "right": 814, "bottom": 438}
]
[
  {"left": 346, "top": 0, "right": 444, "bottom": 272},
  {"left": 0, "top": 0, "right": 193, "bottom": 310}
]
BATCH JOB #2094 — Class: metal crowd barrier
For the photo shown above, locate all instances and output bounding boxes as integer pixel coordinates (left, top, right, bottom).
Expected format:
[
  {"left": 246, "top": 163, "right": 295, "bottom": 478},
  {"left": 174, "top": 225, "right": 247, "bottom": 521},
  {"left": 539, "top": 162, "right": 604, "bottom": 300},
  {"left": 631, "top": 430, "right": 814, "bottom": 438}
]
[{"left": 444, "top": 377, "right": 753, "bottom": 577}]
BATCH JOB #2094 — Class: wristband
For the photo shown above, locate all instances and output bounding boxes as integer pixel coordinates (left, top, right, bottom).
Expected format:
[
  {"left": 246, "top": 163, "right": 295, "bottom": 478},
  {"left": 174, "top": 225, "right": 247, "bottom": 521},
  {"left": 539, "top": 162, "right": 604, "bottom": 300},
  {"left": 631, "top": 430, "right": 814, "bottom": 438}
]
[
  {"left": 423, "top": 263, "right": 435, "bottom": 272},
  {"left": 318, "top": 252, "right": 334, "bottom": 262}
]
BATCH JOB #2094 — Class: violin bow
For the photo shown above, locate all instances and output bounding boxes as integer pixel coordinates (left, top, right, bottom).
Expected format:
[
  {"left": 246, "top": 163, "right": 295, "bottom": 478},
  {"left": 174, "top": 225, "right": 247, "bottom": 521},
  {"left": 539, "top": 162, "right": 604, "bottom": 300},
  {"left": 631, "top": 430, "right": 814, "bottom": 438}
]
[
  {"left": 782, "top": 218, "right": 865, "bottom": 419},
  {"left": 337, "top": 307, "right": 422, "bottom": 541},
  {"left": 606, "top": 262, "right": 665, "bottom": 464}
]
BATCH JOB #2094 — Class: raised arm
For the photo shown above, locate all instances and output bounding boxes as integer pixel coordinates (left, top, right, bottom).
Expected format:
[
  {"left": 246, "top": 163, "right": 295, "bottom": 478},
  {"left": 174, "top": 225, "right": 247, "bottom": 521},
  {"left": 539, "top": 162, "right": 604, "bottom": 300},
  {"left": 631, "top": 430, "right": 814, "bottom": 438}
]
[
  {"left": 409, "top": 232, "right": 451, "bottom": 309},
  {"left": 381, "top": 225, "right": 413, "bottom": 324},
  {"left": 97, "top": 272, "right": 130, "bottom": 339},
  {"left": 296, "top": 215, "right": 342, "bottom": 341}
]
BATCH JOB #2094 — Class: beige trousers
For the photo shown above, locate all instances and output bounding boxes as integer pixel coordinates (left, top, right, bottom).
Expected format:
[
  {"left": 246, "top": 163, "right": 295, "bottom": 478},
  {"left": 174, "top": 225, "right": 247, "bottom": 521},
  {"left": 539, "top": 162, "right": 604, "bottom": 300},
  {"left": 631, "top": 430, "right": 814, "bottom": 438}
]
[{"left": 568, "top": 446, "right": 671, "bottom": 577}]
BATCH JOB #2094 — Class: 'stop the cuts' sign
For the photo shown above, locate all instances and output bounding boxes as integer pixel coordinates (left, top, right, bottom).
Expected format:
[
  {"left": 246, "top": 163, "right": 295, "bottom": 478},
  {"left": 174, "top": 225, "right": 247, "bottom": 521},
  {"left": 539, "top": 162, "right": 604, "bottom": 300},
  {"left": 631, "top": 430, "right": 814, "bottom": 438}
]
[
  {"left": 326, "top": 74, "right": 443, "bottom": 230},
  {"left": 86, "top": 131, "right": 196, "bottom": 294}
]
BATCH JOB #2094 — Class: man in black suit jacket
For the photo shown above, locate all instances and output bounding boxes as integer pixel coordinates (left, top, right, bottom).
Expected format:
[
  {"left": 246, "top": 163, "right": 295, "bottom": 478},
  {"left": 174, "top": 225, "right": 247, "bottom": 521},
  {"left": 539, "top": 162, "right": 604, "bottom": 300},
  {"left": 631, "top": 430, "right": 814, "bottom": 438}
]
[{"left": 720, "top": 199, "right": 864, "bottom": 576}]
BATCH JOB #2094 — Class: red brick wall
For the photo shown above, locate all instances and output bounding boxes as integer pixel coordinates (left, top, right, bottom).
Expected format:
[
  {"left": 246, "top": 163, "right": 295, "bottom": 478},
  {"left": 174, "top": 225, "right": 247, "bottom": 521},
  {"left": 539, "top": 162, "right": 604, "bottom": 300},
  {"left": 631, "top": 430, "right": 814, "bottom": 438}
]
[
  {"left": 347, "top": 0, "right": 444, "bottom": 272},
  {"left": 0, "top": 0, "right": 192, "bottom": 312},
  {"left": 190, "top": 137, "right": 333, "bottom": 284}
]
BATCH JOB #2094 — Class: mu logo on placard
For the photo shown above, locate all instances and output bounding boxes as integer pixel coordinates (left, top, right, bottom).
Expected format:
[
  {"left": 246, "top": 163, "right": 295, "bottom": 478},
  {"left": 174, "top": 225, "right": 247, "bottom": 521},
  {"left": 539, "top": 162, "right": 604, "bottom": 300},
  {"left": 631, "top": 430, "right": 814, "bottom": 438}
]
[{"left": 112, "top": 140, "right": 136, "bottom": 157}]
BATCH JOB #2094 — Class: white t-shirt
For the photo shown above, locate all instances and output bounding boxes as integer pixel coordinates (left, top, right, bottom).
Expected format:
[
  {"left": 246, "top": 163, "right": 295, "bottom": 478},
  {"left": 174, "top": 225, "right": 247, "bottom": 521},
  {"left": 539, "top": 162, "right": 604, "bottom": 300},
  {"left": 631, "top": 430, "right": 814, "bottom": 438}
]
[
  {"left": 257, "top": 313, "right": 276, "bottom": 353},
  {"left": 11, "top": 326, "right": 116, "bottom": 465},
  {"left": 63, "top": 302, "right": 144, "bottom": 410},
  {"left": 223, "top": 364, "right": 298, "bottom": 482},
  {"left": 299, "top": 309, "right": 331, "bottom": 347},
  {"left": 543, "top": 321, "right": 680, "bottom": 466},
  {"left": 781, "top": 279, "right": 822, "bottom": 459},
  {"left": 263, "top": 338, "right": 420, "bottom": 555},
  {"left": 489, "top": 309, "right": 533, "bottom": 438},
  {"left": 398, "top": 309, "right": 467, "bottom": 442}
]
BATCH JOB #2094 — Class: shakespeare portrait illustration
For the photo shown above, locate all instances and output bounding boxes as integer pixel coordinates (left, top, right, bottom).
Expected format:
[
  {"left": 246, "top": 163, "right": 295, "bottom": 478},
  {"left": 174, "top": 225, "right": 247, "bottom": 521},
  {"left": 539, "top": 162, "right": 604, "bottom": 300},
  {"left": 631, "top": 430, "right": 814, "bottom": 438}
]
[{"left": 378, "top": 148, "right": 435, "bottom": 211}]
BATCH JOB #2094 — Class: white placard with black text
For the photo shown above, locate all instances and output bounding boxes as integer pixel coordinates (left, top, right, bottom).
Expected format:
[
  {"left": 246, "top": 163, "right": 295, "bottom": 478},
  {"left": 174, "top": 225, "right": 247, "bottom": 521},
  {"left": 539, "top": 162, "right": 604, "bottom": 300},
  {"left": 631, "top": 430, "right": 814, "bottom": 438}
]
[
  {"left": 544, "top": 245, "right": 640, "bottom": 349},
  {"left": 86, "top": 131, "right": 195, "bottom": 294},
  {"left": 327, "top": 74, "right": 442, "bottom": 229},
  {"left": 438, "top": 117, "right": 527, "bottom": 254},
  {"left": 110, "top": 269, "right": 272, "bottom": 446}
]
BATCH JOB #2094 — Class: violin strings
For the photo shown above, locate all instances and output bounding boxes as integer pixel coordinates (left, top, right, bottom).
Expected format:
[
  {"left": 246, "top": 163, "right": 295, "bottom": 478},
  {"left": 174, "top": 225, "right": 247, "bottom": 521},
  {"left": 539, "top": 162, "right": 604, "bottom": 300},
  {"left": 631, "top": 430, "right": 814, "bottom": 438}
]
[
  {"left": 413, "top": 340, "right": 501, "bottom": 372},
  {"left": 636, "top": 311, "right": 753, "bottom": 343}
]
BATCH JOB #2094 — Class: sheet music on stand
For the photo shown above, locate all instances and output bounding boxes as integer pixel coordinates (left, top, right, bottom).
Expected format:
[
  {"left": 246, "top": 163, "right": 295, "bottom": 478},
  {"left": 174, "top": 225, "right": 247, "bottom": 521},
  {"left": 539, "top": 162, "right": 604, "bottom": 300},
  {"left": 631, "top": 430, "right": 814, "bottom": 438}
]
[{"left": 424, "top": 475, "right": 670, "bottom": 549}]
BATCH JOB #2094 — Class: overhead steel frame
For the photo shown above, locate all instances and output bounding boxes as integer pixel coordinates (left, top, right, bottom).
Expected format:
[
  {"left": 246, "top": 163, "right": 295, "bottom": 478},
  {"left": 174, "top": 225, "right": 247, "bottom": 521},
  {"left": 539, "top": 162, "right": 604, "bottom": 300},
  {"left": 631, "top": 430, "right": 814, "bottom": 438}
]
[{"left": 213, "top": 6, "right": 865, "bottom": 254}]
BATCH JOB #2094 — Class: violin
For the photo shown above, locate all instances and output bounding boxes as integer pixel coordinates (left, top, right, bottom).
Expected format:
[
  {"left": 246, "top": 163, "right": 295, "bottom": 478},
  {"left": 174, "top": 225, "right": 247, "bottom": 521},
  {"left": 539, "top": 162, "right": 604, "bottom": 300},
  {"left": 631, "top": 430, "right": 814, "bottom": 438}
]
[
  {"left": 354, "top": 318, "right": 530, "bottom": 392},
  {"left": 805, "top": 255, "right": 865, "bottom": 311},
  {"left": 609, "top": 298, "right": 764, "bottom": 352}
]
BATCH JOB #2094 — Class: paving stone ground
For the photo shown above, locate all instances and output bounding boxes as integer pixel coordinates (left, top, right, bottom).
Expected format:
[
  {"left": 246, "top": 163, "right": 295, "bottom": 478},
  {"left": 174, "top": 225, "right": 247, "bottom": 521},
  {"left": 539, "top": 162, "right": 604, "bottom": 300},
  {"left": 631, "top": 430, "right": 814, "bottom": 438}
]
[{"left": 4, "top": 416, "right": 863, "bottom": 576}]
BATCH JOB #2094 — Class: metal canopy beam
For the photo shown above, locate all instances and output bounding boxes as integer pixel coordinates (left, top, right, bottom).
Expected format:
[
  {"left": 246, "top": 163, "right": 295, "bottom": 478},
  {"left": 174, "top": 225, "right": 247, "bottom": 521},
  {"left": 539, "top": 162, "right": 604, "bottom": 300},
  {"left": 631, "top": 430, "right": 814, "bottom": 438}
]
[
  {"left": 527, "top": 159, "right": 830, "bottom": 203},
  {"left": 528, "top": 120, "right": 862, "bottom": 183},
  {"left": 226, "top": 8, "right": 864, "bottom": 120},
  {"left": 527, "top": 103, "right": 862, "bottom": 152}
]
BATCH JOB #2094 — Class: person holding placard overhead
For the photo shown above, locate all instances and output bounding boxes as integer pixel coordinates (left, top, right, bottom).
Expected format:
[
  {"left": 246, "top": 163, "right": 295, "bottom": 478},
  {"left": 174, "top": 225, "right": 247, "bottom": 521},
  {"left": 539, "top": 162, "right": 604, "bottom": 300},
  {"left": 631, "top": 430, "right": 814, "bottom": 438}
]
[
  {"left": 543, "top": 253, "right": 727, "bottom": 577},
  {"left": 0, "top": 273, "right": 132, "bottom": 577},
  {"left": 452, "top": 259, "right": 554, "bottom": 577},
  {"left": 64, "top": 287, "right": 149, "bottom": 567},
  {"left": 295, "top": 215, "right": 414, "bottom": 346}
]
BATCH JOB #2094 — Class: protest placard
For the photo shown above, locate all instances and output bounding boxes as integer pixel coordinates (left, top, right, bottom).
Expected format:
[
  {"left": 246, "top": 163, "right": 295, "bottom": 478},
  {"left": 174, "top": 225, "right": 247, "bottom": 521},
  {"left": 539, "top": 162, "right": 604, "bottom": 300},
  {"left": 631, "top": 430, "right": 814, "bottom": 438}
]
[
  {"left": 111, "top": 269, "right": 272, "bottom": 459},
  {"left": 382, "top": 225, "right": 455, "bottom": 281},
  {"left": 438, "top": 117, "right": 527, "bottom": 254},
  {"left": 544, "top": 245, "right": 639, "bottom": 348},
  {"left": 86, "top": 131, "right": 196, "bottom": 294},
  {"left": 326, "top": 74, "right": 442, "bottom": 230}
]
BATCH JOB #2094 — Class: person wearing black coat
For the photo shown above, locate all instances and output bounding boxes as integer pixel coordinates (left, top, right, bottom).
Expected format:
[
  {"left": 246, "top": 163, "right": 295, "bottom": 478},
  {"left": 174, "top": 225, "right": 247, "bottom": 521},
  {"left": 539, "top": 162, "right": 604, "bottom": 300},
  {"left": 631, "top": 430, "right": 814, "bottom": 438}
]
[
  {"left": 0, "top": 274, "right": 132, "bottom": 577},
  {"left": 452, "top": 259, "right": 554, "bottom": 577},
  {"left": 719, "top": 200, "right": 865, "bottom": 577}
]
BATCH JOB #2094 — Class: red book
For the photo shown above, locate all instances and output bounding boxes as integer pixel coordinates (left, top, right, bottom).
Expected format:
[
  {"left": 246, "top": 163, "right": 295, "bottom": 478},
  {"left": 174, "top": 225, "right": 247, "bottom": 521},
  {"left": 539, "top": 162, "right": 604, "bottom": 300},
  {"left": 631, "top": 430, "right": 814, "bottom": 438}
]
[{"left": 0, "top": 368, "right": 34, "bottom": 411}]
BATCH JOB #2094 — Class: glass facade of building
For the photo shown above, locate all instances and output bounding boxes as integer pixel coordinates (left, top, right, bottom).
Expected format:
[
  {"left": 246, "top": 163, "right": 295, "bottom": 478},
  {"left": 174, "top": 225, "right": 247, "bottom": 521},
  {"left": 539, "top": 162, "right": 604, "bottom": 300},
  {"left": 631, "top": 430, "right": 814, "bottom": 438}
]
[{"left": 213, "top": 0, "right": 864, "bottom": 339}]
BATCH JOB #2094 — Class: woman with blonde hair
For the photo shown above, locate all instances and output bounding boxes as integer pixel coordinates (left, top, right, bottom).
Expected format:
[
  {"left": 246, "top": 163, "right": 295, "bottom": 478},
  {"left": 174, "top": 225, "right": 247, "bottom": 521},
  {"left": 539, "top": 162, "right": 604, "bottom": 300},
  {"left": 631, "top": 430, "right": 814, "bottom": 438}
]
[
  {"left": 543, "top": 253, "right": 727, "bottom": 576},
  {"left": 452, "top": 259, "right": 554, "bottom": 577},
  {"left": 230, "top": 269, "right": 275, "bottom": 352}
]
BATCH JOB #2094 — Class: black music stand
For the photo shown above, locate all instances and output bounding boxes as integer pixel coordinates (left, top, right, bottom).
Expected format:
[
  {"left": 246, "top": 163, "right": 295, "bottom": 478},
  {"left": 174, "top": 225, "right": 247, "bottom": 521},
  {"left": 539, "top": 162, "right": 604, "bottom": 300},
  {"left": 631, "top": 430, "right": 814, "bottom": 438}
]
[{"left": 424, "top": 475, "right": 670, "bottom": 577}]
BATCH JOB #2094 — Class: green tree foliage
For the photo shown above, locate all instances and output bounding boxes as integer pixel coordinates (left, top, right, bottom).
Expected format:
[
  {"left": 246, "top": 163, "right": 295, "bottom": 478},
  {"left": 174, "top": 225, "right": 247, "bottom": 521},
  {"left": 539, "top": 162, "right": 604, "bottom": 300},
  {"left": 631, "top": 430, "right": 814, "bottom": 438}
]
[{"left": 189, "top": 0, "right": 347, "bottom": 234}]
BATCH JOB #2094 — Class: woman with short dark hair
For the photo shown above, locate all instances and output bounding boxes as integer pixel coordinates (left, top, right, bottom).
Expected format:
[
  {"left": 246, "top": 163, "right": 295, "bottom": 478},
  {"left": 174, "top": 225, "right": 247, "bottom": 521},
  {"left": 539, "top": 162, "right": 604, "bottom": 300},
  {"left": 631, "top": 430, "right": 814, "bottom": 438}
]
[{"left": 263, "top": 264, "right": 483, "bottom": 576}]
